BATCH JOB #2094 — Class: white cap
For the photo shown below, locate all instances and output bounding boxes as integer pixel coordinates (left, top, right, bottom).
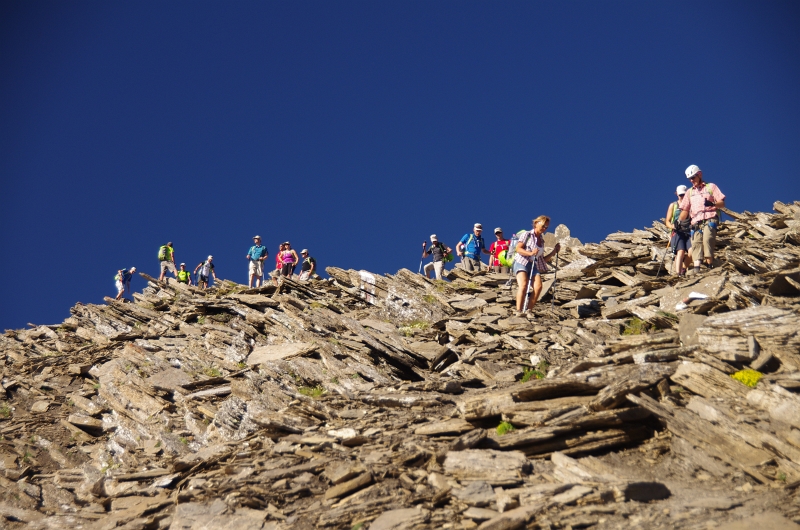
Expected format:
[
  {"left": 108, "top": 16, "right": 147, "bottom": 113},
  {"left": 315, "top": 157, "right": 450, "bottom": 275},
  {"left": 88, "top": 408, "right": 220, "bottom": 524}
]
[
  {"left": 430, "top": 234, "right": 438, "bottom": 241},
  {"left": 474, "top": 223, "right": 483, "bottom": 230},
  {"left": 301, "top": 249, "right": 308, "bottom": 254},
  {"left": 180, "top": 262, "right": 186, "bottom": 266},
  {"left": 130, "top": 266, "right": 137, "bottom": 272},
  {"left": 685, "top": 165, "right": 701, "bottom": 179},
  {"left": 208, "top": 255, "right": 213, "bottom": 260},
  {"left": 676, "top": 185, "right": 687, "bottom": 195}
]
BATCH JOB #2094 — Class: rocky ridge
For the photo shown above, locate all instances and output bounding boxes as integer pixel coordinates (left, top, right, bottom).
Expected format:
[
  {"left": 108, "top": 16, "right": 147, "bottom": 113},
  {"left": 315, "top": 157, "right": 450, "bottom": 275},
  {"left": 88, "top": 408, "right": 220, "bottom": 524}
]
[{"left": 2, "top": 201, "right": 800, "bottom": 529}]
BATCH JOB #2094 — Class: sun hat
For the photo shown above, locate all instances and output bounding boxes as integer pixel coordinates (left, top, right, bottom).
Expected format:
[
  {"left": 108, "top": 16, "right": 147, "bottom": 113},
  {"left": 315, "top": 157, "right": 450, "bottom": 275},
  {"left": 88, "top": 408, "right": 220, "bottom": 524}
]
[
  {"left": 676, "top": 185, "right": 688, "bottom": 195},
  {"left": 253, "top": 235, "right": 261, "bottom": 240},
  {"left": 430, "top": 234, "right": 438, "bottom": 241},
  {"left": 685, "top": 165, "right": 701, "bottom": 179},
  {"left": 494, "top": 227, "right": 502, "bottom": 234},
  {"left": 474, "top": 223, "right": 483, "bottom": 230}
]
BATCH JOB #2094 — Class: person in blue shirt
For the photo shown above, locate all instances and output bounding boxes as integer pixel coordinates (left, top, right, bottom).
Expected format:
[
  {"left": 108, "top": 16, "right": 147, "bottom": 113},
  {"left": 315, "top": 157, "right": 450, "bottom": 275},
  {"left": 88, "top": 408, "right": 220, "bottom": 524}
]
[
  {"left": 115, "top": 267, "right": 136, "bottom": 300},
  {"left": 456, "top": 223, "right": 491, "bottom": 272},
  {"left": 246, "top": 235, "right": 269, "bottom": 287}
]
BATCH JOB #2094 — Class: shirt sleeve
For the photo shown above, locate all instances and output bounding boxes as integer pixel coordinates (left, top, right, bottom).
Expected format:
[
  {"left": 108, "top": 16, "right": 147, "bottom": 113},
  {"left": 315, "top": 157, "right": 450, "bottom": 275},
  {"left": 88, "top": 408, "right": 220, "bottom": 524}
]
[
  {"left": 459, "top": 234, "right": 469, "bottom": 246},
  {"left": 678, "top": 194, "right": 690, "bottom": 211},
  {"left": 710, "top": 184, "right": 725, "bottom": 202}
]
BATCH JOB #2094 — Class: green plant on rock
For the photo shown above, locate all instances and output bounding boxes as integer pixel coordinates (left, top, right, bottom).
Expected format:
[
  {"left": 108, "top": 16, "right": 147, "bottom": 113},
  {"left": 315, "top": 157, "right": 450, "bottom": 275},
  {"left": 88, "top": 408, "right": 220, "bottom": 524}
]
[
  {"left": 298, "top": 385, "right": 326, "bottom": 398},
  {"left": 521, "top": 367, "right": 545, "bottom": 383},
  {"left": 203, "top": 367, "right": 222, "bottom": 378},
  {"left": 731, "top": 369, "right": 762, "bottom": 388},
  {"left": 330, "top": 377, "right": 340, "bottom": 385},
  {"left": 423, "top": 294, "right": 437, "bottom": 304},
  {"left": 496, "top": 421, "right": 515, "bottom": 436},
  {"left": 0, "top": 404, "right": 11, "bottom": 418},
  {"left": 433, "top": 280, "right": 448, "bottom": 293},
  {"left": 622, "top": 317, "right": 647, "bottom": 336},
  {"left": 196, "top": 315, "right": 206, "bottom": 325}
]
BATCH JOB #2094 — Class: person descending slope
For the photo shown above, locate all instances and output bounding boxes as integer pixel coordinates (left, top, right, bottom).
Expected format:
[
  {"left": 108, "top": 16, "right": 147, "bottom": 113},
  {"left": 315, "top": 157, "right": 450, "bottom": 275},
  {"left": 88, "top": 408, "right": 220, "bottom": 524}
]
[
  {"left": 456, "top": 223, "right": 490, "bottom": 272},
  {"left": 176, "top": 263, "right": 193, "bottom": 285},
  {"left": 422, "top": 235, "right": 452, "bottom": 280},
  {"left": 157, "top": 242, "right": 176, "bottom": 282},
  {"left": 489, "top": 227, "right": 510, "bottom": 274},
  {"left": 665, "top": 185, "right": 691, "bottom": 276},
  {"left": 194, "top": 256, "right": 217, "bottom": 289},
  {"left": 246, "top": 235, "right": 268, "bottom": 287},
  {"left": 513, "top": 216, "right": 560, "bottom": 315},
  {"left": 115, "top": 266, "right": 136, "bottom": 300},
  {"left": 678, "top": 165, "right": 726, "bottom": 274},
  {"left": 298, "top": 249, "right": 317, "bottom": 280}
]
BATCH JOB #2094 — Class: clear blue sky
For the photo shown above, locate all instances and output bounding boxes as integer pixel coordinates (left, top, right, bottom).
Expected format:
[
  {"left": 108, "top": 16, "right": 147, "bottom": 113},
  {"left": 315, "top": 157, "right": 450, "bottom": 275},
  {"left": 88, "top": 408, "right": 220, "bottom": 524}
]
[{"left": 2, "top": 1, "right": 799, "bottom": 330}]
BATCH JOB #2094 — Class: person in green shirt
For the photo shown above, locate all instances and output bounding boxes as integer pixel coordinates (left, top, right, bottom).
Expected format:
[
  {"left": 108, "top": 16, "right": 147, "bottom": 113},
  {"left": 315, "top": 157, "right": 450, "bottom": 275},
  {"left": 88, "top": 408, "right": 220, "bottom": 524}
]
[
  {"left": 176, "top": 263, "right": 192, "bottom": 285},
  {"left": 158, "top": 242, "right": 176, "bottom": 281}
]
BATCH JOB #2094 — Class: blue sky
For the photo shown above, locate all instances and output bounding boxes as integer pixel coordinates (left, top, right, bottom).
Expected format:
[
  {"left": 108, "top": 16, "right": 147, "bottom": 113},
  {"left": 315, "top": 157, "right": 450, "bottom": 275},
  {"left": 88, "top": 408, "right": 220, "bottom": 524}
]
[{"left": 1, "top": 1, "right": 799, "bottom": 330}]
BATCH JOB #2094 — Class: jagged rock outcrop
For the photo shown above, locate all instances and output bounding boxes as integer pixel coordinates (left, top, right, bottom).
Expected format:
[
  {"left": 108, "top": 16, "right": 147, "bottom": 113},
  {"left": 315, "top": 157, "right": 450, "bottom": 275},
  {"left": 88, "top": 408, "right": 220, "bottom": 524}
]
[{"left": 1, "top": 201, "right": 800, "bottom": 529}]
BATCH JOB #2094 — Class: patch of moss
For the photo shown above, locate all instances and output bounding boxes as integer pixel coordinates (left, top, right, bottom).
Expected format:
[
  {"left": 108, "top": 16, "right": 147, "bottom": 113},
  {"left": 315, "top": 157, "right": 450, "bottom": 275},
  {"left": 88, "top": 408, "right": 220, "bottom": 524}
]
[
  {"left": 202, "top": 367, "right": 222, "bottom": 378},
  {"left": 298, "top": 385, "right": 326, "bottom": 398},
  {"left": 496, "top": 421, "right": 515, "bottom": 436},
  {"left": 622, "top": 317, "right": 647, "bottom": 336},
  {"left": 521, "top": 367, "right": 545, "bottom": 383}
]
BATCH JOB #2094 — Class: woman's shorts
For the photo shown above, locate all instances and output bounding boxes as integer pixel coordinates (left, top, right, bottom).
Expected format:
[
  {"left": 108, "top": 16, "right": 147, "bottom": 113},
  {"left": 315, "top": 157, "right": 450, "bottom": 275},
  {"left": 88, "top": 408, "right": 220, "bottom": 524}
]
[
  {"left": 115, "top": 280, "right": 124, "bottom": 293},
  {"left": 280, "top": 263, "right": 293, "bottom": 276},
  {"left": 512, "top": 260, "right": 539, "bottom": 277},
  {"left": 671, "top": 231, "right": 691, "bottom": 253},
  {"left": 199, "top": 274, "right": 209, "bottom": 284}
]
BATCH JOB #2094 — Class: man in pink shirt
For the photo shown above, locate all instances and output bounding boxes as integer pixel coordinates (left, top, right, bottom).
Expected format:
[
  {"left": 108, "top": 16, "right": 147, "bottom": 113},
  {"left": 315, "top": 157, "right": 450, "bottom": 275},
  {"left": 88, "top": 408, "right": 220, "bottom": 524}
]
[{"left": 678, "top": 164, "right": 726, "bottom": 274}]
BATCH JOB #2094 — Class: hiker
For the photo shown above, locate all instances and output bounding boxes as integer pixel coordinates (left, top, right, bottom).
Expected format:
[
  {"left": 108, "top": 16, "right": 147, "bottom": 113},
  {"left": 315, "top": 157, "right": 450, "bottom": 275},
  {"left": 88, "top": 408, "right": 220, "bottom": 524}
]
[
  {"left": 157, "top": 242, "right": 176, "bottom": 281},
  {"left": 489, "top": 227, "right": 510, "bottom": 274},
  {"left": 298, "top": 249, "right": 317, "bottom": 280},
  {"left": 115, "top": 267, "right": 136, "bottom": 300},
  {"left": 246, "top": 235, "right": 268, "bottom": 287},
  {"left": 513, "top": 216, "right": 561, "bottom": 314},
  {"left": 665, "top": 185, "right": 692, "bottom": 276},
  {"left": 280, "top": 241, "right": 299, "bottom": 279},
  {"left": 194, "top": 256, "right": 217, "bottom": 289},
  {"left": 271, "top": 242, "right": 285, "bottom": 286},
  {"left": 176, "top": 263, "right": 193, "bottom": 285},
  {"left": 422, "top": 235, "right": 452, "bottom": 280},
  {"left": 456, "top": 223, "right": 490, "bottom": 272},
  {"left": 678, "top": 165, "right": 726, "bottom": 274}
]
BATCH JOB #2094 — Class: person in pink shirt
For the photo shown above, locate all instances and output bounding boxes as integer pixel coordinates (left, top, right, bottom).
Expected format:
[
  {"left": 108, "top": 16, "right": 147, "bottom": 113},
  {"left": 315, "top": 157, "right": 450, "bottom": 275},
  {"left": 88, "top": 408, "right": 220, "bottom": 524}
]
[{"left": 678, "top": 164, "right": 726, "bottom": 274}]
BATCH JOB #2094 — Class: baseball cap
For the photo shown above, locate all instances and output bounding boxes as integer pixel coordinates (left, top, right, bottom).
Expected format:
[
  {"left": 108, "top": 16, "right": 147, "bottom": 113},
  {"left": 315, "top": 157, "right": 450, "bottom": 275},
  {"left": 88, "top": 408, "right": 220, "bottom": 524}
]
[
  {"left": 301, "top": 249, "right": 308, "bottom": 254},
  {"left": 253, "top": 235, "right": 261, "bottom": 240},
  {"left": 208, "top": 255, "right": 213, "bottom": 260},
  {"left": 474, "top": 223, "right": 483, "bottom": 230},
  {"left": 494, "top": 227, "right": 502, "bottom": 234},
  {"left": 180, "top": 262, "right": 186, "bottom": 266},
  {"left": 430, "top": 234, "right": 438, "bottom": 241},
  {"left": 130, "top": 266, "right": 137, "bottom": 272},
  {"left": 685, "top": 165, "right": 701, "bottom": 179},
  {"left": 676, "top": 185, "right": 687, "bottom": 195}
]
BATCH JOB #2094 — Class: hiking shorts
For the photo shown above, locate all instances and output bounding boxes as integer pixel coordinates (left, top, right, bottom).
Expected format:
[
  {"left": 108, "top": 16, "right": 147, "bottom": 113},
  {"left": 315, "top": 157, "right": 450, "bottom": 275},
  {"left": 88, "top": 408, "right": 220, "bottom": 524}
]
[
  {"left": 160, "top": 261, "right": 176, "bottom": 275},
  {"left": 513, "top": 260, "right": 538, "bottom": 277},
  {"left": 691, "top": 223, "right": 717, "bottom": 262},
  {"left": 249, "top": 260, "right": 263, "bottom": 277},
  {"left": 115, "top": 280, "right": 124, "bottom": 294},
  {"left": 492, "top": 265, "right": 510, "bottom": 274},
  {"left": 198, "top": 274, "right": 209, "bottom": 284},
  {"left": 671, "top": 231, "right": 691, "bottom": 253},
  {"left": 280, "top": 263, "right": 293, "bottom": 276}
]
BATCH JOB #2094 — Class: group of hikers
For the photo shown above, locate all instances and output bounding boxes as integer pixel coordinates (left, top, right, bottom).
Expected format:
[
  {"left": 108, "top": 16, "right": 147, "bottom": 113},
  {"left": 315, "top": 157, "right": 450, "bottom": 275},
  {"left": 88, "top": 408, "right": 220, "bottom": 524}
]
[
  {"left": 115, "top": 164, "right": 726, "bottom": 314},
  {"left": 114, "top": 235, "right": 318, "bottom": 300},
  {"left": 420, "top": 218, "right": 562, "bottom": 315},
  {"left": 419, "top": 164, "right": 726, "bottom": 315}
]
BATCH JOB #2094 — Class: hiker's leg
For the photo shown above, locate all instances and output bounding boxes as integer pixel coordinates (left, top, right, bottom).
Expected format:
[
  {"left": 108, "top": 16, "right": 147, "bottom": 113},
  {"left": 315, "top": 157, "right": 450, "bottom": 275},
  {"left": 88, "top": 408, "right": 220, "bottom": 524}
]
[
  {"left": 515, "top": 271, "right": 528, "bottom": 311},
  {"left": 674, "top": 249, "right": 685, "bottom": 274},
  {"left": 704, "top": 225, "right": 716, "bottom": 266},
  {"left": 423, "top": 262, "right": 434, "bottom": 279},
  {"left": 530, "top": 273, "right": 543, "bottom": 308},
  {"left": 433, "top": 261, "right": 443, "bottom": 280},
  {"left": 691, "top": 229, "right": 704, "bottom": 267},
  {"left": 463, "top": 259, "right": 474, "bottom": 272}
]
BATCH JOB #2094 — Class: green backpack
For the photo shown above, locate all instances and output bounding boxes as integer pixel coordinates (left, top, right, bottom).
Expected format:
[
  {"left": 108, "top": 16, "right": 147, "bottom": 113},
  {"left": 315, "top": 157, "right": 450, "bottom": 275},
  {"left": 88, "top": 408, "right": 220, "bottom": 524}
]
[{"left": 157, "top": 245, "right": 169, "bottom": 261}]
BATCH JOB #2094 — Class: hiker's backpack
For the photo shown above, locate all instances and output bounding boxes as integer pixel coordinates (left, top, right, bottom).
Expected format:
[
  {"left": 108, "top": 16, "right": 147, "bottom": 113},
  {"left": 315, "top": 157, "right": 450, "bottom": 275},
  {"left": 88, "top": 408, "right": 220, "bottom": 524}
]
[
  {"left": 504, "top": 230, "right": 529, "bottom": 265},
  {"left": 157, "top": 245, "right": 168, "bottom": 261},
  {"left": 443, "top": 244, "right": 454, "bottom": 263}
]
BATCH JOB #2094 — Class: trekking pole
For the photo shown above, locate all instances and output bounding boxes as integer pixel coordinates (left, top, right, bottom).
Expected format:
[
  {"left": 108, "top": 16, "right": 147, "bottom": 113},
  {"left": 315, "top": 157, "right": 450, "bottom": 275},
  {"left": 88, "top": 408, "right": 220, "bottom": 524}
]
[
  {"left": 550, "top": 250, "right": 560, "bottom": 311},
  {"left": 655, "top": 239, "right": 671, "bottom": 278},
  {"left": 418, "top": 242, "right": 425, "bottom": 275}
]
